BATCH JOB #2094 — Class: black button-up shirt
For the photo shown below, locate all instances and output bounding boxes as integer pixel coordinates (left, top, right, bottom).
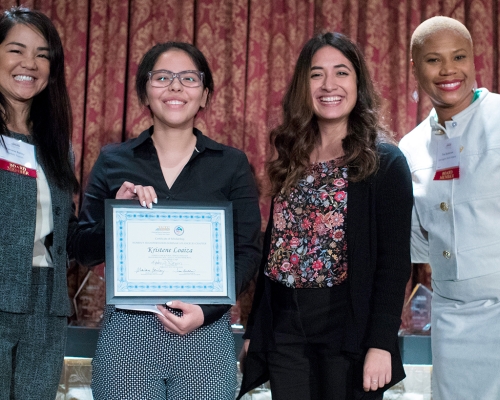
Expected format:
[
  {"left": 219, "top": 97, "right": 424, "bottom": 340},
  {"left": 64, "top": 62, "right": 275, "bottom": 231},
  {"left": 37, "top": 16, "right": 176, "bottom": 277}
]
[{"left": 70, "top": 126, "right": 262, "bottom": 325}]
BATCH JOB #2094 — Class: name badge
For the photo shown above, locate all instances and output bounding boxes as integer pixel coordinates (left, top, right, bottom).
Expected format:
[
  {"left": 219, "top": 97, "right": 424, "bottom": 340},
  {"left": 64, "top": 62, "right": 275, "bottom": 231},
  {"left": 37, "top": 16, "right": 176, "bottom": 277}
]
[
  {"left": 0, "top": 135, "right": 37, "bottom": 177},
  {"left": 433, "top": 136, "right": 460, "bottom": 180}
]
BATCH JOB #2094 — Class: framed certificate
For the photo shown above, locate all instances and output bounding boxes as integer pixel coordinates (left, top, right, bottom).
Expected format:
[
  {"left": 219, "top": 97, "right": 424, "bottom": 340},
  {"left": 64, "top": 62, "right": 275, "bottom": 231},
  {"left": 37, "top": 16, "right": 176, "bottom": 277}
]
[{"left": 105, "top": 200, "right": 235, "bottom": 305}]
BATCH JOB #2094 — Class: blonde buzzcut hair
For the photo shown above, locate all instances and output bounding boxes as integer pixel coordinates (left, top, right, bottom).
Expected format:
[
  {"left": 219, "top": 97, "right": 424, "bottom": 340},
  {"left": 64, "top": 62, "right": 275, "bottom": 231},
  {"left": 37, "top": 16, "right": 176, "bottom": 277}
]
[{"left": 410, "top": 16, "right": 472, "bottom": 59}]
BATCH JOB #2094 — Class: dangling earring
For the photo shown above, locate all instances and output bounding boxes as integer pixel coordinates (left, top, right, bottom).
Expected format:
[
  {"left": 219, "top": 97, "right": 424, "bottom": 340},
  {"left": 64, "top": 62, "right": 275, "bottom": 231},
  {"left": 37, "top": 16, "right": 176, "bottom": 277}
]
[{"left": 411, "top": 87, "right": 419, "bottom": 103}]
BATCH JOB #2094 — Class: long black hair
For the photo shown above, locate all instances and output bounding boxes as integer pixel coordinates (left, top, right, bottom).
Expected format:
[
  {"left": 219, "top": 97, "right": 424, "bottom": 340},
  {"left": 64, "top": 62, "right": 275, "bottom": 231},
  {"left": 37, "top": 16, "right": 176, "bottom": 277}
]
[{"left": 0, "top": 6, "right": 77, "bottom": 191}]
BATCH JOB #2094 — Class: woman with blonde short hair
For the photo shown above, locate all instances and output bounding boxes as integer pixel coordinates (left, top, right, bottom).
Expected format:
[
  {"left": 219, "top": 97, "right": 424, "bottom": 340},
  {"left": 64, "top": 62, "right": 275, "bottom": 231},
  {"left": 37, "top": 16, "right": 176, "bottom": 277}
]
[{"left": 399, "top": 16, "right": 500, "bottom": 400}]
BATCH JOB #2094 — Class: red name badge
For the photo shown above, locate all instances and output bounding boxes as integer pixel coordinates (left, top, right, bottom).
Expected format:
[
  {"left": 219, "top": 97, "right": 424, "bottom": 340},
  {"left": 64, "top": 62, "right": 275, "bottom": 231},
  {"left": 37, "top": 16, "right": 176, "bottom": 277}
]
[
  {"left": 0, "top": 159, "right": 37, "bottom": 177},
  {"left": 433, "top": 167, "right": 459, "bottom": 180}
]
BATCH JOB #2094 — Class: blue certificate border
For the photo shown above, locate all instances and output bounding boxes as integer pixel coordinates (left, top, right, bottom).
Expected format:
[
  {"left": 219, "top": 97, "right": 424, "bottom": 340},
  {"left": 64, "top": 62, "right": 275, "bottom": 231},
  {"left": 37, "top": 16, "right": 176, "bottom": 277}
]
[{"left": 105, "top": 200, "right": 235, "bottom": 305}]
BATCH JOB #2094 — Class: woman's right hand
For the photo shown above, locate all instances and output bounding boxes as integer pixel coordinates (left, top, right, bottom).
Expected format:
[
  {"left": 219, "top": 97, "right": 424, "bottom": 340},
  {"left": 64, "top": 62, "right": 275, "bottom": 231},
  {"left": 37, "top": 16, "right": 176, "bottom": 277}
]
[
  {"left": 238, "top": 339, "right": 250, "bottom": 373},
  {"left": 116, "top": 181, "right": 157, "bottom": 208}
]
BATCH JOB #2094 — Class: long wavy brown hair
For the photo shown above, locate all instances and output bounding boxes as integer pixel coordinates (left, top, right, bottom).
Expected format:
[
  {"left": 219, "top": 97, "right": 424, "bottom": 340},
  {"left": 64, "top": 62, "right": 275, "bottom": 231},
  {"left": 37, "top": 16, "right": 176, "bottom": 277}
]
[{"left": 268, "top": 32, "right": 392, "bottom": 196}]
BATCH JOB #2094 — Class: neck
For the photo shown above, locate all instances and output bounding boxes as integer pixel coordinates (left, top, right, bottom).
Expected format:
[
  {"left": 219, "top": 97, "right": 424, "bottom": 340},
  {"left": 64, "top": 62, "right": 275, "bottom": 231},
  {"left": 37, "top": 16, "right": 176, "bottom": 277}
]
[
  {"left": 151, "top": 125, "right": 197, "bottom": 155},
  {"left": 312, "top": 120, "right": 347, "bottom": 162},
  {"left": 4, "top": 102, "right": 31, "bottom": 135},
  {"left": 435, "top": 90, "right": 475, "bottom": 125}
]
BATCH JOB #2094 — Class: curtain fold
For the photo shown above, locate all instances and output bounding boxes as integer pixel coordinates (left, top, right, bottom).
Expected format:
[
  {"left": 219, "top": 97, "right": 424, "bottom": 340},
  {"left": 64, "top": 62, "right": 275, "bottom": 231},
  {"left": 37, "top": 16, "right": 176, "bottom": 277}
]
[{"left": 1, "top": 0, "right": 498, "bottom": 208}]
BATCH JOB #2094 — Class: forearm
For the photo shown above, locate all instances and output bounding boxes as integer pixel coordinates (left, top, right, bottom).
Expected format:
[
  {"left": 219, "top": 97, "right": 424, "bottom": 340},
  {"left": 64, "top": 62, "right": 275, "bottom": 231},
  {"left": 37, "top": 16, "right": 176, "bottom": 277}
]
[{"left": 68, "top": 218, "right": 106, "bottom": 266}]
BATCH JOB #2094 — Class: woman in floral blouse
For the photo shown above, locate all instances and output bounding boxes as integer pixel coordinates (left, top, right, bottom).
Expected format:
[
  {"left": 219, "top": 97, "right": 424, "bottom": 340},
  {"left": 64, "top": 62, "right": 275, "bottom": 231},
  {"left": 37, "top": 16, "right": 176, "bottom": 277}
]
[{"left": 238, "top": 32, "right": 413, "bottom": 400}]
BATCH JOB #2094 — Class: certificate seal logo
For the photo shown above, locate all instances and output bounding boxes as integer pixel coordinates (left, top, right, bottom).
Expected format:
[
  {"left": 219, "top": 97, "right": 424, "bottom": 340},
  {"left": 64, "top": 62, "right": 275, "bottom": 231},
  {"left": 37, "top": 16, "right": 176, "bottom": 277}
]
[{"left": 174, "top": 225, "right": 184, "bottom": 236}]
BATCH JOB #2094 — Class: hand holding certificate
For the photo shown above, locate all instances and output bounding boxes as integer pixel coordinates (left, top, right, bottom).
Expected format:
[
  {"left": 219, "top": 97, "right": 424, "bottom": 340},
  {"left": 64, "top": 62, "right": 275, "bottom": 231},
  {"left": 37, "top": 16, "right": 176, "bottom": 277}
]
[{"left": 105, "top": 200, "right": 236, "bottom": 306}]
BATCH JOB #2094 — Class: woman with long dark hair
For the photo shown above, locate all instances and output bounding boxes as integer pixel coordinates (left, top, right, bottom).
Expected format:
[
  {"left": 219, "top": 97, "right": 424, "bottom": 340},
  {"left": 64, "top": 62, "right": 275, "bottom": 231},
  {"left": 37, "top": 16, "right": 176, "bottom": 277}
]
[
  {"left": 238, "top": 32, "right": 413, "bottom": 399},
  {"left": 0, "top": 6, "right": 77, "bottom": 399},
  {"left": 71, "top": 42, "right": 261, "bottom": 399}
]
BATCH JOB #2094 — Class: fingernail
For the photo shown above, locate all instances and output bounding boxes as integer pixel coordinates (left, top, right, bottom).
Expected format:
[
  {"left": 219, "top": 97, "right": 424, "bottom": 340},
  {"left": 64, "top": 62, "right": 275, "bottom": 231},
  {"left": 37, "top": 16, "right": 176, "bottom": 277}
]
[
  {"left": 148, "top": 203, "right": 153, "bottom": 209},
  {"left": 166, "top": 301, "right": 172, "bottom": 306},
  {"left": 142, "top": 201, "right": 146, "bottom": 207},
  {"left": 133, "top": 188, "right": 137, "bottom": 194},
  {"left": 153, "top": 198, "right": 158, "bottom": 204}
]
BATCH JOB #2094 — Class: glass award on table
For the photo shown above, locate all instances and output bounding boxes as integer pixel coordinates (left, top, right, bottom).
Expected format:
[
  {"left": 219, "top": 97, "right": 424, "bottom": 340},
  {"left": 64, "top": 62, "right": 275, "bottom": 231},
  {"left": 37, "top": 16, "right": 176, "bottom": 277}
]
[{"left": 401, "top": 283, "right": 432, "bottom": 335}]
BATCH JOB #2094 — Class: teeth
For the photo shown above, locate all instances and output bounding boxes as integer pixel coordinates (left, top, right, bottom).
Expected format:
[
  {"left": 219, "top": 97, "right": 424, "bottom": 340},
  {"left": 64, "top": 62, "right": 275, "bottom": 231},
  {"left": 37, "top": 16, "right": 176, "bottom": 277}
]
[
  {"left": 14, "top": 75, "right": 34, "bottom": 82},
  {"left": 438, "top": 82, "right": 460, "bottom": 88},
  {"left": 320, "top": 96, "right": 341, "bottom": 102},
  {"left": 166, "top": 100, "right": 184, "bottom": 105}
]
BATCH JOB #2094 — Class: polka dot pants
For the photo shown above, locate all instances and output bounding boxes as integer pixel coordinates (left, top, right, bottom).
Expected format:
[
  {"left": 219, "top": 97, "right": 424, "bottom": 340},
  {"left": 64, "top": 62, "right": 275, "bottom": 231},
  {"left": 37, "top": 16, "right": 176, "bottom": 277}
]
[{"left": 91, "top": 307, "right": 237, "bottom": 400}]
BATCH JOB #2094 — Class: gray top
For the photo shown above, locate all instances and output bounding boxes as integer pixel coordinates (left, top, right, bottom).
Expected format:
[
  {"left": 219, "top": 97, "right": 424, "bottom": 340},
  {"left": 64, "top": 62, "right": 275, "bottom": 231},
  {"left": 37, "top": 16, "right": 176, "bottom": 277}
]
[{"left": 0, "top": 131, "right": 75, "bottom": 316}]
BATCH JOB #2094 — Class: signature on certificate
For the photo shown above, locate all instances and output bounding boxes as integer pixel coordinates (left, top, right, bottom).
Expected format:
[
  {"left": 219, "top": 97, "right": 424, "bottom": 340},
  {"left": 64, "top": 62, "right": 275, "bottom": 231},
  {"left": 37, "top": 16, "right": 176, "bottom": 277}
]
[
  {"left": 175, "top": 268, "right": 196, "bottom": 274},
  {"left": 151, "top": 259, "right": 181, "bottom": 268},
  {"left": 134, "top": 266, "right": 165, "bottom": 275}
]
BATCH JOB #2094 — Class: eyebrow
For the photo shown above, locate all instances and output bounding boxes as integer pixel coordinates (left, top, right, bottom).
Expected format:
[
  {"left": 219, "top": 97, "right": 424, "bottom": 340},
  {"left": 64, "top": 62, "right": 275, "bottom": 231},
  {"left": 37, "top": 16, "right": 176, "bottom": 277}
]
[
  {"left": 6, "top": 41, "right": 49, "bottom": 51},
  {"left": 423, "top": 48, "right": 469, "bottom": 56},
  {"left": 311, "top": 64, "right": 352, "bottom": 71}
]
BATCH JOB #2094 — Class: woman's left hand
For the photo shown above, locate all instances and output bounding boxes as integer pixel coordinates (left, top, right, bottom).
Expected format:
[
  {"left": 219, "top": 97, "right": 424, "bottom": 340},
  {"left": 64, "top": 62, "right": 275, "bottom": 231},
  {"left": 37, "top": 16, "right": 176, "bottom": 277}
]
[
  {"left": 362, "top": 348, "right": 392, "bottom": 392},
  {"left": 156, "top": 301, "right": 204, "bottom": 335}
]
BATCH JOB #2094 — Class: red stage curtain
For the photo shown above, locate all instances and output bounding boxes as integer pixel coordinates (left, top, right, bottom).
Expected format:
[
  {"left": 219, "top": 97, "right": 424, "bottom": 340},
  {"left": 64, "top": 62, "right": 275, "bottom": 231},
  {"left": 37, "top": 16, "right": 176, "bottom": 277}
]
[{"left": 1, "top": 0, "right": 498, "bottom": 216}]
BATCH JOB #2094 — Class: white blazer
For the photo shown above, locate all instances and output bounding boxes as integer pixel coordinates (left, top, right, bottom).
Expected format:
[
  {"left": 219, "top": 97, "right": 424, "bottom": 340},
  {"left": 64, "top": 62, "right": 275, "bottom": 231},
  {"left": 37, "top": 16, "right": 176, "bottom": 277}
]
[{"left": 399, "top": 89, "right": 500, "bottom": 281}]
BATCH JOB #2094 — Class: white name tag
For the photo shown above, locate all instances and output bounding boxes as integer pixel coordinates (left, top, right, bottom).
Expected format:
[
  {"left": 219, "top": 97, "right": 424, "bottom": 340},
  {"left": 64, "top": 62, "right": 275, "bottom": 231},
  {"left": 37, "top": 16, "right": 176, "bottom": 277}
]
[
  {"left": 0, "top": 135, "right": 37, "bottom": 167},
  {"left": 0, "top": 135, "right": 37, "bottom": 177},
  {"left": 434, "top": 136, "right": 460, "bottom": 180}
]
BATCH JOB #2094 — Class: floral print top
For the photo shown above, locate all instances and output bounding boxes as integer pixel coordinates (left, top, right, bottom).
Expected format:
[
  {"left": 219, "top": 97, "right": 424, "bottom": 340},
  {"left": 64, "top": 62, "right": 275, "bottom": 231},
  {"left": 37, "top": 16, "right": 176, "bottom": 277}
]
[{"left": 264, "top": 160, "right": 348, "bottom": 288}]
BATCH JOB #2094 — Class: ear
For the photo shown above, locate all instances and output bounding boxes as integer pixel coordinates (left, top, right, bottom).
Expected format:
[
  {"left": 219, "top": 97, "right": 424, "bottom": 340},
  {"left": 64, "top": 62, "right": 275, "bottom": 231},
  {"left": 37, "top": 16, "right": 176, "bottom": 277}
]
[
  {"left": 410, "top": 59, "right": 417, "bottom": 79},
  {"left": 200, "top": 87, "right": 209, "bottom": 109}
]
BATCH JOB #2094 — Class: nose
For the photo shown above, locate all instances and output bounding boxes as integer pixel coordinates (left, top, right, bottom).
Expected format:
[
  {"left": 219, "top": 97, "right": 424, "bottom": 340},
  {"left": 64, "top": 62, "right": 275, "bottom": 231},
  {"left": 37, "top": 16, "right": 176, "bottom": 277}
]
[
  {"left": 439, "top": 59, "right": 456, "bottom": 75},
  {"left": 168, "top": 76, "right": 183, "bottom": 91},
  {"left": 321, "top": 73, "right": 338, "bottom": 91},
  {"left": 20, "top": 55, "right": 37, "bottom": 70}
]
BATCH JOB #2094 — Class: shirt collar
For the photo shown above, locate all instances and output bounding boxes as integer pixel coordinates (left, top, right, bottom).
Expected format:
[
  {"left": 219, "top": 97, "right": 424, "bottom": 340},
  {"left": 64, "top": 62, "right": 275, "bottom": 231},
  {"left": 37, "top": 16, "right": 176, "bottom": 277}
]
[
  {"left": 130, "top": 126, "right": 225, "bottom": 153},
  {"left": 429, "top": 88, "right": 488, "bottom": 136}
]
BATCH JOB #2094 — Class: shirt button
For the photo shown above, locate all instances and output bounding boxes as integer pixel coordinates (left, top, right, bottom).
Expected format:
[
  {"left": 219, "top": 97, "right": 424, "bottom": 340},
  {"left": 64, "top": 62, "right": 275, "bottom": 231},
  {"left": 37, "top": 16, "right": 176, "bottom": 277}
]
[
  {"left": 452, "top": 122, "right": 457, "bottom": 127},
  {"left": 443, "top": 250, "right": 451, "bottom": 259},
  {"left": 440, "top": 202, "right": 449, "bottom": 211},
  {"left": 165, "top": 195, "right": 170, "bottom": 200}
]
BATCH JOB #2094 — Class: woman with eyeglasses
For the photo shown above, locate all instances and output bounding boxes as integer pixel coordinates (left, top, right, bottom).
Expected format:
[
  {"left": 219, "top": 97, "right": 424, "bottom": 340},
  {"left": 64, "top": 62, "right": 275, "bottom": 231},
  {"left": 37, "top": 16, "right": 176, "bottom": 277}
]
[{"left": 70, "top": 42, "right": 261, "bottom": 399}]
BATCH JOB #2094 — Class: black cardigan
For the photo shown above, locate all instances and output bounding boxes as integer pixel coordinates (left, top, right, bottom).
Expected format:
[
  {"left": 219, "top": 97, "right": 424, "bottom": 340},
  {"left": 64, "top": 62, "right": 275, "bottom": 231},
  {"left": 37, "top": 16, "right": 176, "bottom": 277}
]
[{"left": 239, "top": 143, "right": 413, "bottom": 397}]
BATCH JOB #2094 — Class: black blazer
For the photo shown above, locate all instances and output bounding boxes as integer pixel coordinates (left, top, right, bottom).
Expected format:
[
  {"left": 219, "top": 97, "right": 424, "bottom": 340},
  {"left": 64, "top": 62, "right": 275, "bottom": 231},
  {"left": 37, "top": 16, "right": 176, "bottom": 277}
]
[{"left": 239, "top": 143, "right": 413, "bottom": 397}]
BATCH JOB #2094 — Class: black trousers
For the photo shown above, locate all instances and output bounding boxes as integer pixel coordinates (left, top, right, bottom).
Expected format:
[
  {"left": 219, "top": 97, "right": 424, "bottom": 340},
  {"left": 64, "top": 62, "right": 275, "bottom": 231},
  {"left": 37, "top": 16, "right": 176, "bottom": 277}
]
[{"left": 267, "top": 279, "right": 383, "bottom": 400}]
